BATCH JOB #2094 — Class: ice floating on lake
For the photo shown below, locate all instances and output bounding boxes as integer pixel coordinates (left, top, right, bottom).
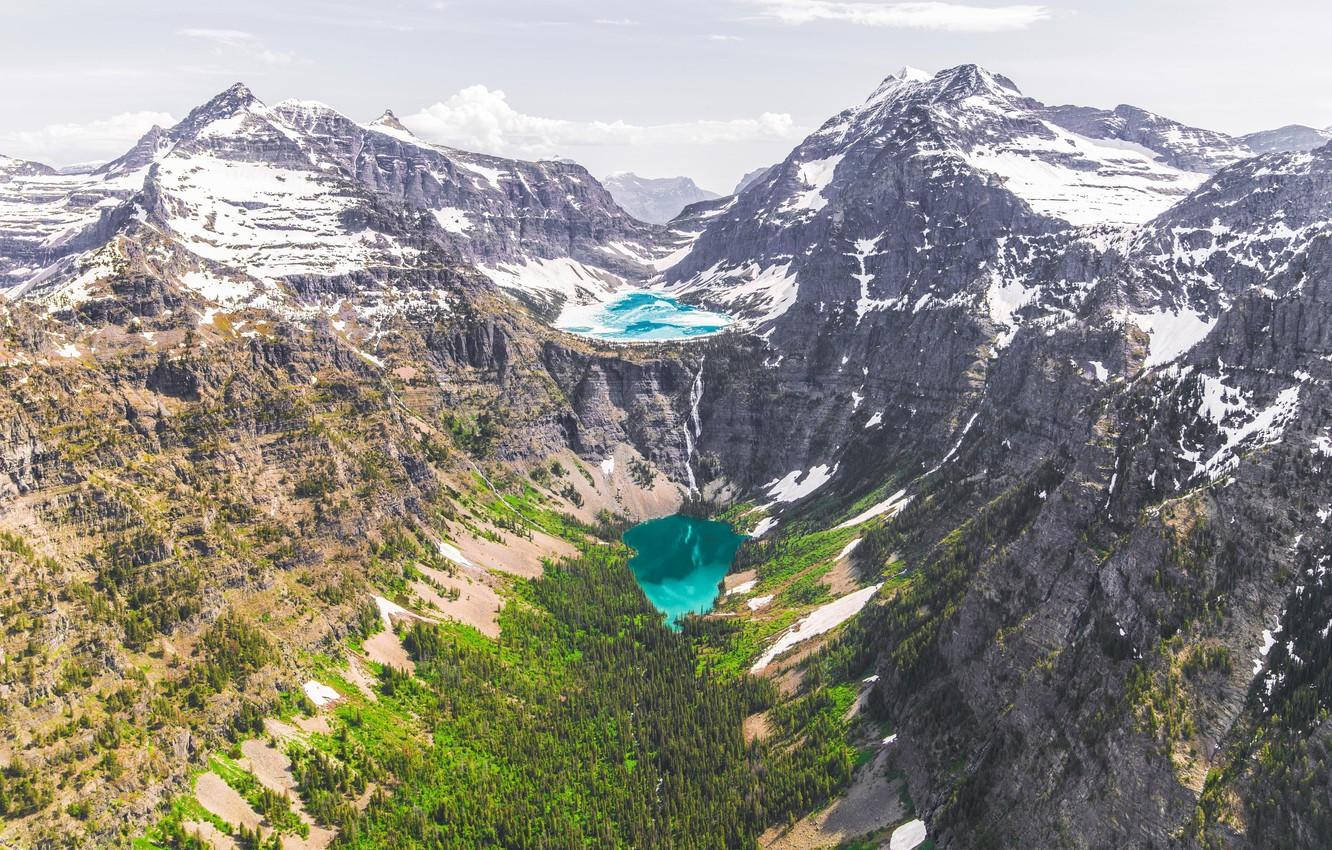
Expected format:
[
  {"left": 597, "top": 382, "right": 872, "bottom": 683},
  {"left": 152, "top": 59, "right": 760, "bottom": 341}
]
[{"left": 555, "top": 290, "right": 732, "bottom": 341}]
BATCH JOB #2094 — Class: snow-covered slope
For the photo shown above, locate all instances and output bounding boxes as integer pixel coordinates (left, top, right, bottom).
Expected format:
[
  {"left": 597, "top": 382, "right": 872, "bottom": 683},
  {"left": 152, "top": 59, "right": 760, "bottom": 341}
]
[
  {"left": 657, "top": 65, "right": 1316, "bottom": 332},
  {"left": 0, "top": 83, "right": 669, "bottom": 318},
  {"left": 661, "top": 64, "right": 1215, "bottom": 327},
  {"left": 1042, "top": 103, "right": 1253, "bottom": 172}
]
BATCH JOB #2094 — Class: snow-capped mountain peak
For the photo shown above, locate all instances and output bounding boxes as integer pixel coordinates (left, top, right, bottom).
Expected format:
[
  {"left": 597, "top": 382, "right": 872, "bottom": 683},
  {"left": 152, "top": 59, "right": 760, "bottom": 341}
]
[
  {"left": 369, "top": 108, "right": 415, "bottom": 139},
  {"left": 96, "top": 125, "right": 172, "bottom": 177},
  {"left": 0, "top": 82, "right": 672, "bottom": 323},
  {"left": 167, "top": 81, "right": 266, "bottom": 140},
  {"left": 892, "top": 65, "right": 933, "bottom": 84},
  {"left": 658, "top": 62, "right": 1274, "bottom": 331}
]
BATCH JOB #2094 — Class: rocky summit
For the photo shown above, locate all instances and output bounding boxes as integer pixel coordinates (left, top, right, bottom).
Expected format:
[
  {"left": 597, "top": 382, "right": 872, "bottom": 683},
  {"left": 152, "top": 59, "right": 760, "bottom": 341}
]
[{"left": 1, "top": 59, "right": 1332, "bottom": 850}]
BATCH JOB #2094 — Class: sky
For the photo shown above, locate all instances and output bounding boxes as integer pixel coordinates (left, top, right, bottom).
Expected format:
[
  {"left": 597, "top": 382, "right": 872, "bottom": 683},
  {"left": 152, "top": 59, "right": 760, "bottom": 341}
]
[{"left": 3, "top": 0, "right": 1331, "bottom": 191}]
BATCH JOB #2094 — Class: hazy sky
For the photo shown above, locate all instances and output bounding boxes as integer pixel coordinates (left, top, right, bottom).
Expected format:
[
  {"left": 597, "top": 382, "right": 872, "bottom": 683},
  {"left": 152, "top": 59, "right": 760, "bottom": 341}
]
[{"left": 3, "top": 0, "right": 1331, "bottom": 190}]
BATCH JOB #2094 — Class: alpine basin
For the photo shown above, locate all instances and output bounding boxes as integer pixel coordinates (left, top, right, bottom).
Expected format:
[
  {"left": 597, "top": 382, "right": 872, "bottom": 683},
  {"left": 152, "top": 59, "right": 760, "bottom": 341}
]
[{"left": 623, "top": 515, "right": 745, "bottom": 626}]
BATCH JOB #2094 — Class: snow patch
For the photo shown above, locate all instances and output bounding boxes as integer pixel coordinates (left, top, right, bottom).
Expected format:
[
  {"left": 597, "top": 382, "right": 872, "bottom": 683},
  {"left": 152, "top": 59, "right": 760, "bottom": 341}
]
[
  {"left": 436, "top": 541, "right": 474, "bottom": 569},
  {"left": 479, "top": 257, "right": 622, "bottom": 304},
  {"left": 747, "top": 594, "right": 774, "bottom": 611},
  {"left": 751, "top": 583, "right": 882, "bottom": 672},
  {"left": 1252, "top": 628, "right": 1277, "bottom": 675},
  {"left": 727, "top": 579, "right": 757, "bottom": 596},
  {"left": 963, "top": 121, "right": 1207, "bottom": 226},
  {"left": 889, "top": 819, "right": 928, "bottom": 850},
  {"left": 764, "top": 464, "right": 837, "bottom": 503},
  {"left": 431, "top": 207, "right": 471, "bottom": 234},
  {"left": 835, "top": 489, "right": 912, "bottom": 530},
  {"left": 455, "top": 159, "right": 506, "bottom": 189},
  {"left": 1116, "top": 308, "right": 1217, "bottom": 369},
  {"left": 783, "top": 153, "right": 844, "bottom": 214},
  {"left": 302, "top": 680, "right": 341, "bottom": 708}
]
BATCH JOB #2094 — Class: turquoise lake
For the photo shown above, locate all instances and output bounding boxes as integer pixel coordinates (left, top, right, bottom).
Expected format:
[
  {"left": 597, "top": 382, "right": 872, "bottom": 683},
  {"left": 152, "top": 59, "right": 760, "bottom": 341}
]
[
  {"left": 555, "top": 291, "right": 732, "bottom": 341},
  {"left": 623, "top": 515, "right": 745, "bottom": 626}
]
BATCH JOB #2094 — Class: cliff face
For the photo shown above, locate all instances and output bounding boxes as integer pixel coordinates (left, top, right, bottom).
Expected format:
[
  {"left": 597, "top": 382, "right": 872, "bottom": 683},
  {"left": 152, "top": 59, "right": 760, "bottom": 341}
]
[{"left": 658, "top": 68, "right": 1332, "bottom": 849}]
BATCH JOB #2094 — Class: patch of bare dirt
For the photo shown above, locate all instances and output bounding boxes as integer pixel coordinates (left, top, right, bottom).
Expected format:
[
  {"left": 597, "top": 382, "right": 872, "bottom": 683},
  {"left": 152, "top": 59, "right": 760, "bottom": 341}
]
[
  {"left": 544, "top": 446, "right": 682, "bottom": 525},
  {"left": 263, "top": 717, "right": 302, "bottom": 743},
  {"left": 195, "top": 771, "right": 262, "bottom": 831},
  {"left": 821, "top": 557, "right": 860, "bottom": 595},
  {"left": 342, "top": 653, "right": 379, "bottom": 701},
  {"left": 183, "top": 820, "right": 237, "bottom": 850},
  {"left": 760, "top": 748, "right": 905, "bottom": 850},
  {"left": 724, "top": 569, "right": 758, "bottom": 592},
  {"left": 362, "top": 628, "right": 414, "bottom": 671},
  {"left": 239, "top": 740, "right": 299, "bottom": 797},
  {"left": 451, "top": 524, "right": 575, "bottom": 579},
  {"left": 413, "top": 563, "right": 502, "bottom": 638},
  {"left": 281, "top": 823, "right": 337, "bottom": 850},
  {"left": 743, "top": 711, "right": 774, "bottom": 744},
  {"left": 238, "top": 740, "right": 337, "bottom": 850},
  {"left": 766, "top": 639, "right": 827, "bottom": 696},
  {"left": 295, "top": 713, "right": 332, "bottom": 735}
]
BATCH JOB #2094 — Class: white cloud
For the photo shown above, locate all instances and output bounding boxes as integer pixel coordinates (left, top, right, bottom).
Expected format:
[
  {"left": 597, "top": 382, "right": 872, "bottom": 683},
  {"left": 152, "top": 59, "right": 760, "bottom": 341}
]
[
  {"left": 402, "top": 85, "right": 799, "bottom": 159},
  {"left": 709, "top": 34, "right": 745, "bottom": 41},
  {"left": 0, "top": 111, "right": 174, "bottom": 167},
  {"left": 178, "top": 28, "right": 300, "bottom": 66},
  {"left": 742, "top": 0, "right": 1050, "bottom": 31}
]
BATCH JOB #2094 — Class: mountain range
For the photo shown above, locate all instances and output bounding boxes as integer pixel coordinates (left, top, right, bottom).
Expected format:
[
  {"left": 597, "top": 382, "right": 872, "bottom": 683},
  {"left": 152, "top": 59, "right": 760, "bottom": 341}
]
[
  {"left": 1, "top": 64, "right": 1331, "bottom": 849},
  {"left": 601, "top": 171, "right": 721, "bottom": 224}
]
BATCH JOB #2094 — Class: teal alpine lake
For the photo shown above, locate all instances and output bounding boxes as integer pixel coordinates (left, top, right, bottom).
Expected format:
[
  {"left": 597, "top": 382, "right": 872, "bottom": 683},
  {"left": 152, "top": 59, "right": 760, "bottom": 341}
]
[
  {"left": 623, "top": 515, "right": 745, "bottom": 626},
  {"left": 555, "top": 291, "right": 732, "bottom": 341}
]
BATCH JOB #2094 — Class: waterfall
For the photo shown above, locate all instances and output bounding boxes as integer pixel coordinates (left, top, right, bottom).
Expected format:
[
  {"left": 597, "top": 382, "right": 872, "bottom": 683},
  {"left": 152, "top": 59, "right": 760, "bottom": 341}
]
[{"left": 683, "top": 360, "right": 705, "bottom": 493}]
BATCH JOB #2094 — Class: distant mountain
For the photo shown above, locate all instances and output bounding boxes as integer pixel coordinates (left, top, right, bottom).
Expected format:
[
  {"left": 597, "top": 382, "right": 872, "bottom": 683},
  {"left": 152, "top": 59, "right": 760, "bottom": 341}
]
[
  {"left": 602, "top": 172, "right": 721, "bottom": 224},
  {"left": 733, "top": 165, "right": 774, "bottom": 195},
  {"left": 1240, "top": 123, "right": 1332, "bottom": 153},
  {"left": 0, "top": 153, "right": 56, "bottom": 177}
]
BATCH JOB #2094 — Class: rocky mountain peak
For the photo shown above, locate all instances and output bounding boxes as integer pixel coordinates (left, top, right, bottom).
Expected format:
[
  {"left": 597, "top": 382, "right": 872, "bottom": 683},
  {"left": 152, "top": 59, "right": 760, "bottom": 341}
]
[
  {"left": 371, "top": 108, "right": 412, "bottom": 135},
  {"left": 931, "top": 62, "right": 1022, "bottom": 97},
  {"left": 166, "top": 81, "right": 266, "bottom": 142},
  {"left": 891, "top": 65, "right": 932, "bottom": 83},
  {"left": 203, "top": 81, "right": 261, "bottom": 113},
  {"left": 95, "top": 124, "right": 171, "bottom": 176},
  {"left": 837, "top": 62, "right": 1035, "bottom": 146}
]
